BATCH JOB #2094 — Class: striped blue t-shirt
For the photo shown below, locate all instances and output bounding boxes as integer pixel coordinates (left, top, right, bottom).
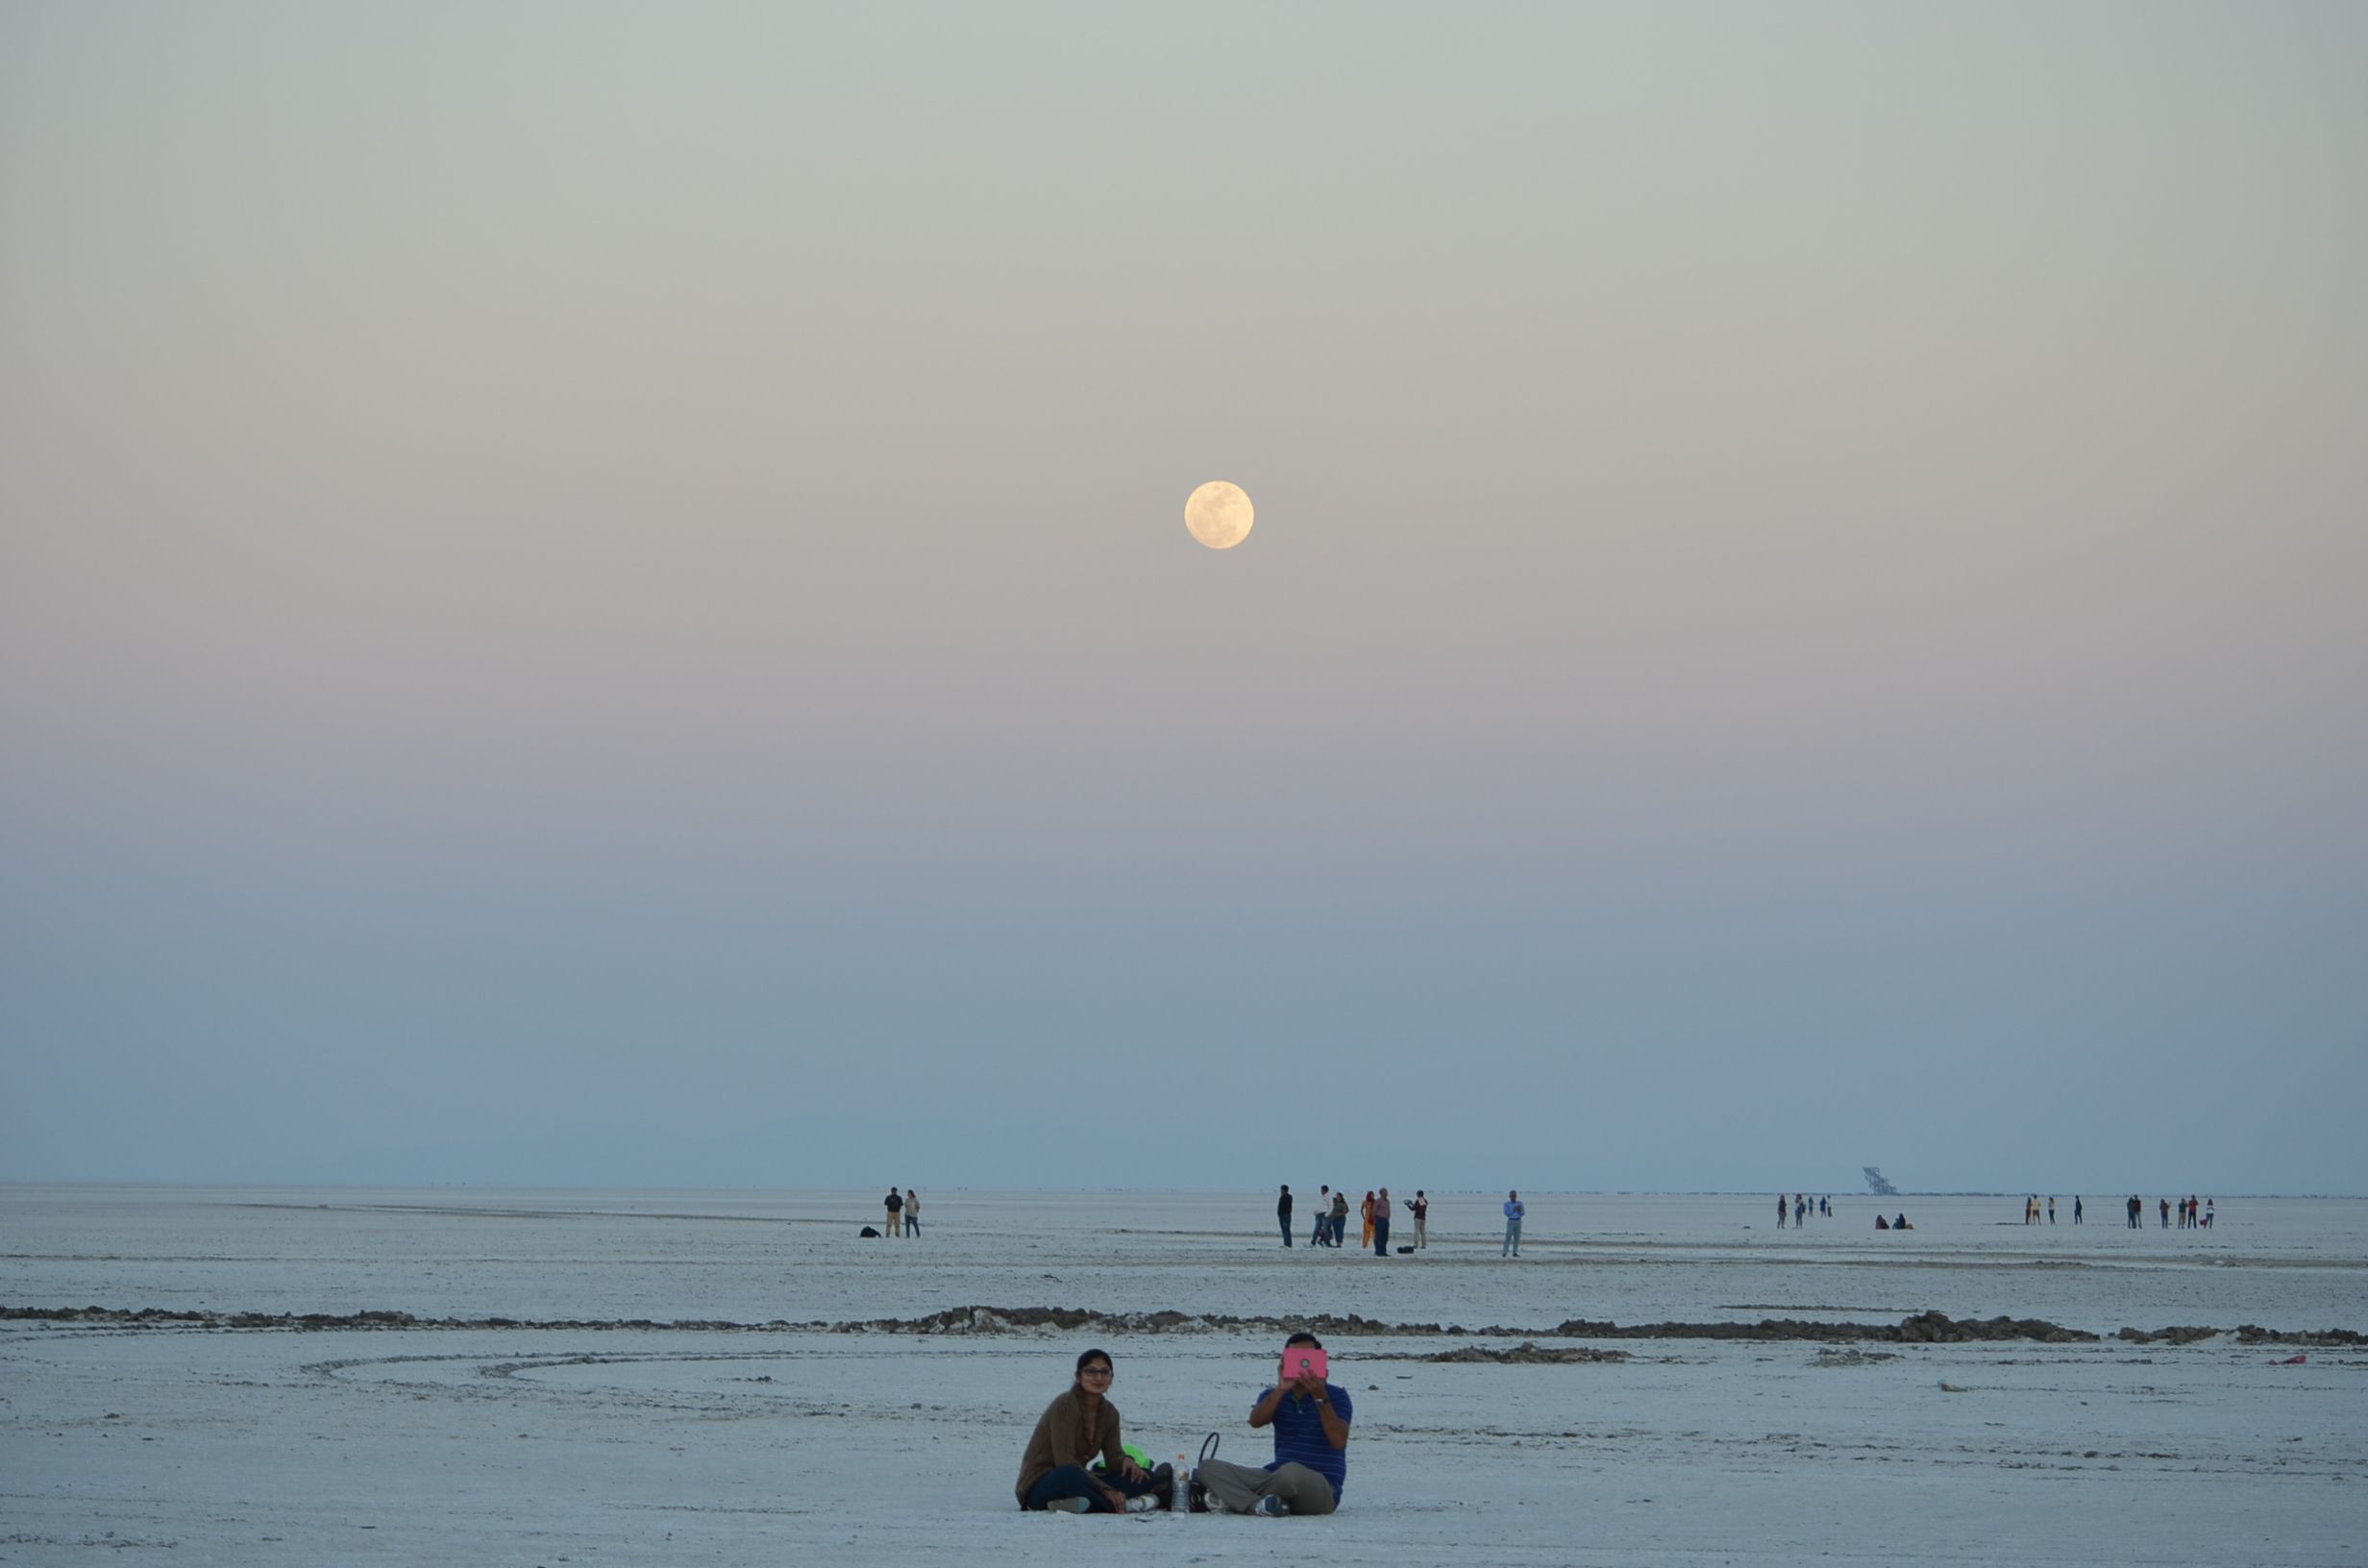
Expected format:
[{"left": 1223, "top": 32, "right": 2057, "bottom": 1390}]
[{"left": 1256, "top": 1384, "right": 1353, "bottom": 1502}]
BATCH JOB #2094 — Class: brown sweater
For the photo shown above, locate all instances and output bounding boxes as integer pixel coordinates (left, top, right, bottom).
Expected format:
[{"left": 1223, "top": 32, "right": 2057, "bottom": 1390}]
[{"left": 1014, "top": 1387, "right": 1125, "bottom": 1506}]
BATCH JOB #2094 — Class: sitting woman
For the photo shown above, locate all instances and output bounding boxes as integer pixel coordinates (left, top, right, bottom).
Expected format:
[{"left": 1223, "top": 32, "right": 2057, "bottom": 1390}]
[{"left": 1015, "top": 1348, "right": 1168, "bottom": 1513}]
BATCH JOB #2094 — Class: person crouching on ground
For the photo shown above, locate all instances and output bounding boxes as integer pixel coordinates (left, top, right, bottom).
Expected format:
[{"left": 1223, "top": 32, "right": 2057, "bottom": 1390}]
[
  {"left": 1015, "top": 1349, "right": 1169, "bottom": 1513},
  {"left": 1194, "top": 1333, "right": 1352, "bottom": 1516}
]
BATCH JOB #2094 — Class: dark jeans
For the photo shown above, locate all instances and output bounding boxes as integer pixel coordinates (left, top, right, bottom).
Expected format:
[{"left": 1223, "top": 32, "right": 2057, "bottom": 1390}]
[
  {"left": 1331, "top": 1214, "right": 1348, "bottom": 1246},
  {"left": 1373, "top": 1216, "right": 1391, "bottom": 1256},
  {"left": 1279, "top": 1214, "right": 1293, "bottom": 1246},
  {"left": 1022, "top": 1463, "right": 1162, "bottom": 1513}
]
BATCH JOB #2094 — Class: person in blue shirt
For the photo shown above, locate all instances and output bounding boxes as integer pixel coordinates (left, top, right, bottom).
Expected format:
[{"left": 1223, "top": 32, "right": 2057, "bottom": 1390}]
[
  {"left": 1502, "top": 1190, "right": 1525, "bottom": 1257},
  {"left": 1191, "top": 1334, "right": 1352, "bottom": 1516}
]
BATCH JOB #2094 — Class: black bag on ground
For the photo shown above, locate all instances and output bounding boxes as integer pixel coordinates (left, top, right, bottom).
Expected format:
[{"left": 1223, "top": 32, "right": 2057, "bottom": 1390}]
[{"left": 1189, "top": 1433, "right": 1221, "bottom": 1513}]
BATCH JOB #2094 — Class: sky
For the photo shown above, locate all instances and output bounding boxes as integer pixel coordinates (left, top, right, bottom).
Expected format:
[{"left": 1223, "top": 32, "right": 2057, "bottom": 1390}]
[{"left": 3, "top": 2, "right": 2363, "bottom": 1196}]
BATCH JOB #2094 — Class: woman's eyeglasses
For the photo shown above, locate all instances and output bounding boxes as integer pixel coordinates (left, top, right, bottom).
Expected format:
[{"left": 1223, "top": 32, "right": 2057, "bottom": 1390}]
[{"left": 1079, "top": 1365, "right": 1113, "bottom": 1378}]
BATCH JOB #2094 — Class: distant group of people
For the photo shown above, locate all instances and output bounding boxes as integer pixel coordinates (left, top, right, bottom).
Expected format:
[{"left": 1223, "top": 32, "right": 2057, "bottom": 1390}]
[
  {"left": 1277, "top": 1186, "right": 1429, "bottom": 1256},
  {"left": 1765, "top": 1192, "right": 2227, "bottom": 1233},
  {"left": 2022, "top": 1195, "right": 2216, "bottom": 1230},
  {"left": 1272, "top": 1188, "right": 1528, "bottom": 1257},
  {"left": 2133, "top": 1193, "right": 2213, "bottom": 1229},
  {"left": 881, "top": 1187, "right": 920, "bottom": 1237},
  {"left": 1017, "top": 1335, "right": 1352, "bottom": 1516}
]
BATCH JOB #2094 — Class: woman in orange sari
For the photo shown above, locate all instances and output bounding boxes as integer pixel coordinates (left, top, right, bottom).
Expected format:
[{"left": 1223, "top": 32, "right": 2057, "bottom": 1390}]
[{"left": 1359, "top": 1191, "right": 1375, "bottom": 1250}]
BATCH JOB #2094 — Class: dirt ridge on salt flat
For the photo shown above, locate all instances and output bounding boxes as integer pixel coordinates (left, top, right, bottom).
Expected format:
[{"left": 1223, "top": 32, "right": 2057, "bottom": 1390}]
[{"left": 8, "top": 1302, "right": 2363, "bottom": 1345}]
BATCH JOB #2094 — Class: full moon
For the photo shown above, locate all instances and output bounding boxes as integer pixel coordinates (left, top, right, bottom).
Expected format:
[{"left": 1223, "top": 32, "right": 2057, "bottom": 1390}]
[{"left": 1183, "top": 480, "right": 1254, "bottom": 550}]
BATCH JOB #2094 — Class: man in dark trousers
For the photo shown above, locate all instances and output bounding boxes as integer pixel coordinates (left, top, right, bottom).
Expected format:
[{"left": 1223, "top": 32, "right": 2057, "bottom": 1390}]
[{"left": 1277, "top": 1185, "right": 1294, "bottom": 1247}]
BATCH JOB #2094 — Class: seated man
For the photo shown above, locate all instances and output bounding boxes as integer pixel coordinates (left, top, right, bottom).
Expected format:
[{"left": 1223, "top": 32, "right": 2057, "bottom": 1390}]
[{"left": 1194, "top": 1333, "right": 1352, "bottom": 1516}]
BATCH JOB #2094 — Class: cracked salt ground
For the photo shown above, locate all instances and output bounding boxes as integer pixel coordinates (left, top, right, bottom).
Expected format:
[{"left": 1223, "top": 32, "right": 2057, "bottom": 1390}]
[{"left": 3, "top": 1187, "right": 2364, "bottom": 1565}]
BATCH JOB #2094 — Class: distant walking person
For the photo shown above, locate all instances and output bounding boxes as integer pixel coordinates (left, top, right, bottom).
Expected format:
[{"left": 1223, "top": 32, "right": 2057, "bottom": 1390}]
[
  {"left": 2074, "top": 1195, "right": 2083, "bottom": 1224},
  {"left": 1330, "top": 1188, "right": 1350, "bottom": 1248},
  {"left": 1410, "top": 1190, "right": 1429, "bottom": 1248},
  {"left": 1373, "top": 1188, "right": 1393, "bottom": 1257},
  {"left": 1310, "top": 1186, "right": 1332, "bottom": 1247},
  {"left": 884, "top": 1187, "right": 904, "bottom": 1237},
  {"left": 1277, "top": 1185, "right": 1295, "bottom": 1248},
  {"left": 1502, "top": 1191, "right": 1525, "bottom": 1257},
  {"left": 904, "top": 1189, "right": 920, "bottom": 1237}
]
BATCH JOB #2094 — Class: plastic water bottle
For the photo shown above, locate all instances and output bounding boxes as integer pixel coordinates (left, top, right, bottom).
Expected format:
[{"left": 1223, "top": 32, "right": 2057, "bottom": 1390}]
[{"left": 1175, "top": 1454, "right": 1190, "bottom": 1517}]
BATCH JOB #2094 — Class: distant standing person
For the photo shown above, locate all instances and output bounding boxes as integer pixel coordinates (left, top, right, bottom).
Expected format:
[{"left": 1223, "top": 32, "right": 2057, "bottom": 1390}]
[
  {"left": 903, "top": 1189, "right": 920, "bottom": 1237},
  {"left": 2159, "top": 1197, "right": 2171, "bottom": 1229},
  {"left": 2047, "top": 1196, "right": 2056, "bottom": 1224},
  {"left": 1502, "top": 1190, "right": 1524, "bottom": 1257},
  {"left": 1277, "top": 1185, "right": 1295, "bottom": 1248},
  {"left": 1410, "top": 1190, "right": 1428, "bottom": 1248},
  {"left": 884, "top": 1187, "right": 904, "bottom": 1237},
  {"left": 1776, "top": 1194, "right": 1787, "bottom": 1229},
  {"left": 1359, "top": 1192, "right": 1375, "bottom": 1251},
  {"left": 1310, "top": 1186, "right": 1332, "bottom": 1248},
  {"left": 1372, "top": 1188, "right": 1393, "bottom": 1257},
  {"left": 2128, "top": 1194, "right": 2141, "bottom": 1230},
  {"left": 1329, "top": 1188, "right": 1350, "bottom": 1248}
]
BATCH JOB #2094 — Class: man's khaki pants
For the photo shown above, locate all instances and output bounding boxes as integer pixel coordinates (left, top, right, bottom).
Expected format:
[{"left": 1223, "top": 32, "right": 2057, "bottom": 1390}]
[{"left": 1195, "top": 1458, "right": 1338, "bottom": 1516}]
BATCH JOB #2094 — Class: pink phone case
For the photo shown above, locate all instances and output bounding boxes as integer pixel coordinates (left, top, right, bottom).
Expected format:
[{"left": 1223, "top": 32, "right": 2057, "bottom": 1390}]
[{"left": 1278, "top": 1346, "right": 1329, "bottom": 1384}]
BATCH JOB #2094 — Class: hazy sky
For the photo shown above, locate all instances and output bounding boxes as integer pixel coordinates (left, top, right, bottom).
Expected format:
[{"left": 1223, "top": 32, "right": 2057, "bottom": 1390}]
[{"left": 4, "top": 2, "right": 2362, "bottom": 1195}]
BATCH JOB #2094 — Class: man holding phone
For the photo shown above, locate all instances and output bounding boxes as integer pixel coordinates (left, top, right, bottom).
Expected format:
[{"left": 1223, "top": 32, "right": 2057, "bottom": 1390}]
[{"left": 1192, "top": 1333, "right": 1352, "bottom": 1516}]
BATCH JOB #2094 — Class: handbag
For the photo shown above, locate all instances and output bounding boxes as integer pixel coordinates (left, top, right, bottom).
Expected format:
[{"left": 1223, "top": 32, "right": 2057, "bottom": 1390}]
[{"left": 1188, "top": 1432, "right": 1221, "bottom": 1513}]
